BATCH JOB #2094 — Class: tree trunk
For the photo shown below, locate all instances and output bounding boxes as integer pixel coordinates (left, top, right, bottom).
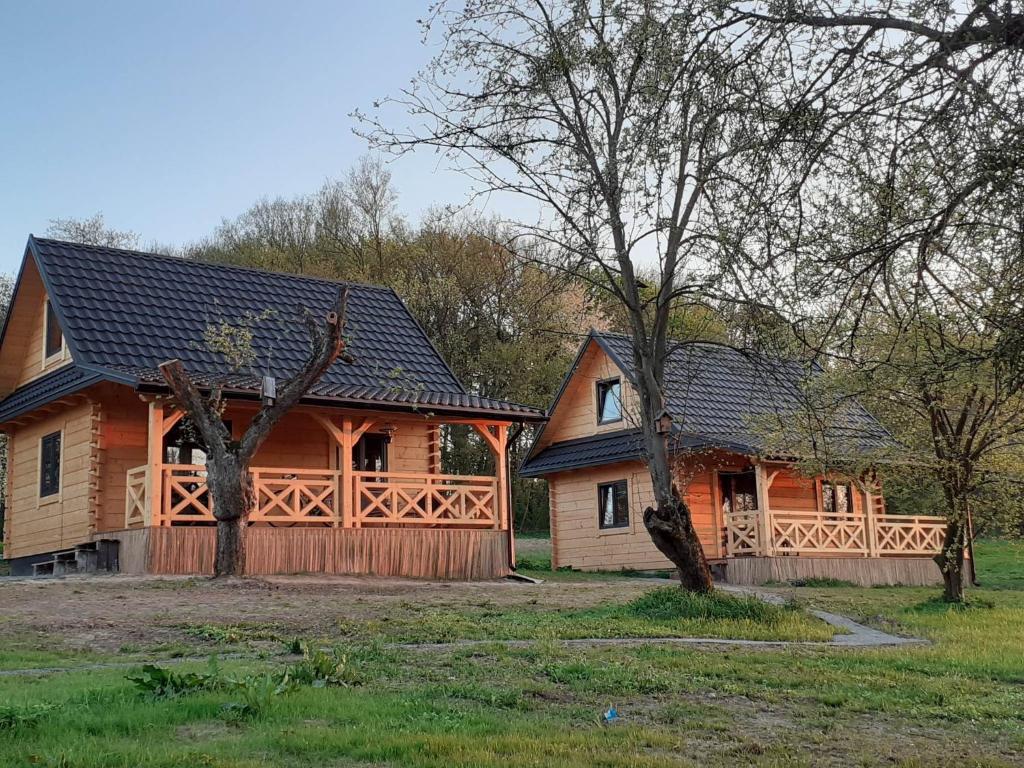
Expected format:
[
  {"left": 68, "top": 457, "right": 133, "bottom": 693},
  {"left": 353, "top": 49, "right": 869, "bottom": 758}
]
[
  {"left": 215, "top": 517, "right": 246, "bottom": 577},
  {"left": 207, "top": 454, "right": 255, "bottom": 577},
  {"left": 934, "top": 519, "right": 967, "bottom": 603},
  {"left": 643, "top": 494, "right": 714, "bottom": 592}
]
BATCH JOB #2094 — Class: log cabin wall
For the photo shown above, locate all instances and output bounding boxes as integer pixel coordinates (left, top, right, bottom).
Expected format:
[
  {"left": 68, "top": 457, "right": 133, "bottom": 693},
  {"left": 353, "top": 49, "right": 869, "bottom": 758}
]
[
  {"left": 227, "top": 408, "right": 433, "bottom": 473},
  {"left": 765, "top": 466, "right": 865, "bottom": 516},
  {"left": 548, "top": 456, "right": 727, "bottom": 572},
  {"left": 541, "top": 339, "right": 730, "bottom": 571},
  {"left": 95, "top": 384, "right": 148, "bottom": 533},
  {"left": 4, "top": 399, "right": 94, "bottom": 558}
]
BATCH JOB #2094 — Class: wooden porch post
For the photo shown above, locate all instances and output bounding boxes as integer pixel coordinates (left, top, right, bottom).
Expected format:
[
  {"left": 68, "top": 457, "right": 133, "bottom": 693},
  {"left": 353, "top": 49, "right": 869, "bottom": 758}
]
[
  {"left": 471, "top": 422, "right": 511, "bottom": 533},
  {"left": 341, "top": 417, "right": 354, "bottom": 529},
  {"left": 864, "top": 486, "right": 879, "bottom": 557},
  {"left": 147, "top": 400, "right": 164, "bottom": 527},
  {"left": 754, "top": 461, "right": 773, "bottom": 557},
  {"left": 311, "top": 413, "right": 355, "bottom": 528}
]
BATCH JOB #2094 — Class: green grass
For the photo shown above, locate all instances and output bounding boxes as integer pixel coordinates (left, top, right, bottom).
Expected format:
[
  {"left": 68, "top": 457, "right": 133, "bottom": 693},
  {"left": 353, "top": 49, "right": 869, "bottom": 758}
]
[
  {"left": 0, "top": 540, "right": 1022, "bottom": 766},
  {"left": 0, "top": 634, "right": 115, "bottom": 671},
  {"left": 333, "top": 586, "right": 835, "bottom": 643}
]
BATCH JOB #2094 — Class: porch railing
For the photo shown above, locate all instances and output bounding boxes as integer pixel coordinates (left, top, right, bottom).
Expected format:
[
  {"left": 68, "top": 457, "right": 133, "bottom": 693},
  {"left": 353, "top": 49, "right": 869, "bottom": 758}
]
[
  {"left": 770, "top": 510, "right": 869, "bottom": 556},
  {"left": 725, "top": 508, "right": 946, "bottom": 557},
  {"left": 125, "top": 466, "right": 150, "bottom": 527},
  {"left": 352, "top": 470, "right": 498, "bottom": 528},
  {"left": 124, "top": 464, "right": 502, "bottom": 530},
  {"left": 875, "top": 515, "right": 947, "bottom": 555}
]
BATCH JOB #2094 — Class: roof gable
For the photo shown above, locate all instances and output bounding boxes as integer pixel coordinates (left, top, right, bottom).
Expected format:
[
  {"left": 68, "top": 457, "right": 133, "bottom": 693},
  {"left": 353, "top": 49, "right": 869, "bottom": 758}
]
[
  {"left": 0, "top": 237, "right": 543, "bottom": 421},
  {"left": 522, "top": 330, "right": 893, "bottom": 474},
  {"left": 595, "top": 332, "right": 892, "bottom": 454},
  {"left": 0, "top": 250, "right": 75, "bottom": 396}
]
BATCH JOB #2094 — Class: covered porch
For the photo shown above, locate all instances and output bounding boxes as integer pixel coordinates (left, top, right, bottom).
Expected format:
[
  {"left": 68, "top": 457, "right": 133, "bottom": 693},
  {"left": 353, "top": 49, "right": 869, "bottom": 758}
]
[
  {"left": 123, "top": 400, "right": 511, "bottom": 532},
  {"left": 111, "top": 399, "right": 516, "bottom": 579},
  {"left": 720, "top": 462, "right": 947, "bottom": 559}
]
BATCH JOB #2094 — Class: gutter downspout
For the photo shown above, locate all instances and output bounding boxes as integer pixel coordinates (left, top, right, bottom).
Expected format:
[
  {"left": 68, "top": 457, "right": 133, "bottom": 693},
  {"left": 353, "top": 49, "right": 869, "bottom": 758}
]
[{"left": 506, "top": 422, "right": 525, "bottom": 571}]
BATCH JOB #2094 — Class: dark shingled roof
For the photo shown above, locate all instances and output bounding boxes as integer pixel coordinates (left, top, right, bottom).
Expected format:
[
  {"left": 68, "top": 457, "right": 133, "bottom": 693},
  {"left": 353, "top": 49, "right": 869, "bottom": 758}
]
[
  {"left": 0, "top": 365, "right": 105, "bottom": 422},
  {"left": 520, "top": 331, "right": 895, "bottom": 475},
  {"left": 1, "top": 237, "right": 544, "bottom": 421},
  {"left": 519, "top": 429, "right": 720, "bottom": 477}
]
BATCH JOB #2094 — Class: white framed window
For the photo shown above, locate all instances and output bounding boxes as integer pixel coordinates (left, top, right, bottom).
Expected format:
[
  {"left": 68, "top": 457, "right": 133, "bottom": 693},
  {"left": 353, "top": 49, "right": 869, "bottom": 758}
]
[{"left": 596, "top": 378, "right": 622, "bottom": 424}]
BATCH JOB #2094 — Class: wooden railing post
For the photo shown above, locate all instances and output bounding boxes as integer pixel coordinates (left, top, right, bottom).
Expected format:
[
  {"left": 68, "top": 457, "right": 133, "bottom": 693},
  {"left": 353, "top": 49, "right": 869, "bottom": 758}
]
[
  {"left": 147, "top": 401, "right": 164, "bottom": 528},
  {"left": 754, "top": 461, "right": 773, "bottom": 557}
]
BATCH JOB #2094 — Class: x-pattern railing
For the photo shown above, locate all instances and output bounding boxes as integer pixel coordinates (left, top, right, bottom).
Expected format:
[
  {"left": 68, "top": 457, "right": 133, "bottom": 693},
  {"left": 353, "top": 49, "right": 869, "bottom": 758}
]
[
  {"left": 875, "top": 515, "right": 946, "bottom": 555},
  {"left": 124, "top": 466, "right": 150, "bottom": 527},
  {"left": 771, "top": 512, "right": 868, "bottom": 554},
  {"left": 724, "top": 511, "right": 760, "bottom": 555},
  {"left": 125, "top": 464, "right": 501, "bottom": 530},
  {"left": 353, "top": 471, "right": 498, "bottom": 527}
]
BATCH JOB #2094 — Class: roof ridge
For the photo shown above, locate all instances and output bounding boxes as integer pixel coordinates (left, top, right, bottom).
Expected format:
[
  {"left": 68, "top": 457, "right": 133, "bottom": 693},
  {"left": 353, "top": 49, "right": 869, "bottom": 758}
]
[
  {"left": 595, "top": 329, "right": 811, "bottom": 368},
  {"left": 29, "top": 236, "right": 396, "bottom": 293}
]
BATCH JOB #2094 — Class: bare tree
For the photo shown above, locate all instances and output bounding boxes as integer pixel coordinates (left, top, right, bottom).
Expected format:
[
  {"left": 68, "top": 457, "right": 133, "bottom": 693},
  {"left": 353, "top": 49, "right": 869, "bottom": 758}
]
[
  {"left": 46, "top": 213, "right": 141, "bottom": 250},
  {"left": 359, "top": 0, "right": 799, "bottom": 591},
  {"left": 158, "top": 289, "right": 351, "bottom": 576}
]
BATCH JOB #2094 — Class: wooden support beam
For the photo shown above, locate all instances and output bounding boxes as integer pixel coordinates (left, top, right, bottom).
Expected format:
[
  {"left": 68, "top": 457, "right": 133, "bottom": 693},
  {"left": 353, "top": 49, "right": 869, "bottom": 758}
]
[
  {"left": 863, "top": 487, "right": 879, "bottom": 557},
  {"left": 754, "top": 460, "right": 773, "bottom": 557},
  {"left": 312, "top": 413, "right": 353, "bottom": 528},
  {"left": 147, "top": 401, "right": 164, "bottom": 527},
  {"left": 352, "top": 418, "right": 378, "bottom": 444},
  {"left": 471, "top": 422, "right": 501, "bottom": 454},
  {"left": 496, "top": 424, "right": 508, "bottom": 532},
  {"left": 341, "top": 417, "right": 354, "bottom": 529},
  {"left": 312, "top": 413, "right": 345, "bottom": 445},
  {"left": 162, "top": 408, "right": 185, "bottom": 436}
]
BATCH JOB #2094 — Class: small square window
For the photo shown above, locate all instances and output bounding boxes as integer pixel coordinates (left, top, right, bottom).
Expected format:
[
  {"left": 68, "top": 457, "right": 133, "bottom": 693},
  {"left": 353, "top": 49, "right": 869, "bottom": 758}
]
[
  {"left": 596, "top": 378, "right": 622, "bottom": 424},
  {"left": 40, "top": 431, "right": 62, "bottom": 497},
  {"left": 822, "top": 481, "right": 852, "bottom": 516},
  {"left": 44, "top": 300, "right": 63, "bottom": 359},
  {"left": 598, "top": 480, "right": 629, "bottom": 529}
]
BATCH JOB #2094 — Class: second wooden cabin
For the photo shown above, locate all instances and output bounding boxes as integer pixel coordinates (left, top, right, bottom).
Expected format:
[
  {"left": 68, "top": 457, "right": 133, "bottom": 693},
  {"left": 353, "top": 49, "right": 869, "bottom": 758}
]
[{"left": 520, "top": 331, "right": 947, "bottom": 586}]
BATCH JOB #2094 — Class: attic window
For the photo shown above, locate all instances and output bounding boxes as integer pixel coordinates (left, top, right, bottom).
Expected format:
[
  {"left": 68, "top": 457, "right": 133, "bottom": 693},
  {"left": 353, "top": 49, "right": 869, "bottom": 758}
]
[
  {"left": 596, "top": 378, "right": 622, "bottom": 424},
  {"left": 44, "top": 300, "right": 63, "bottom": 359}
]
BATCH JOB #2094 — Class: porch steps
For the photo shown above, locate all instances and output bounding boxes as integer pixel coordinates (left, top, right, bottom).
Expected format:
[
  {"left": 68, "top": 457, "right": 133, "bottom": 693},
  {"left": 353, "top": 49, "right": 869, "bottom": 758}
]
[{"left": 29, "top": 539, "right": 120, "bottom": 578}]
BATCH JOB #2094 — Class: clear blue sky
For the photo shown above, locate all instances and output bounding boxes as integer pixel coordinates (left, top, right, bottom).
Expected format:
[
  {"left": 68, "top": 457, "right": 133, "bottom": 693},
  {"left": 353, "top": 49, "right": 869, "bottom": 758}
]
[{"left": 0, "top": 1, "right": 487, "bottom": 274}]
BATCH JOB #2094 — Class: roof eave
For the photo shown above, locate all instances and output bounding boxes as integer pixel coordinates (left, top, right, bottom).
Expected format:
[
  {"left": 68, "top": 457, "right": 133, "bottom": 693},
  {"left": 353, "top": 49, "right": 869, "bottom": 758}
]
[
  {"left": 132, "top": 381, "right": 547, "bottom": 423},
  {"left": 0, "top": 367, "right": 108, "bottom": 424}
]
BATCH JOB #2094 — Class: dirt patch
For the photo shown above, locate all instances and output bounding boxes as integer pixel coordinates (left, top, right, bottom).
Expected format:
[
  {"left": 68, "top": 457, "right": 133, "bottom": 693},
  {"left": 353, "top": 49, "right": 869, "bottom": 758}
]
[
  {"left": 584, "top": 691, "right": 1020, "bottom": 767},
  {"left": 0, "top": 573, "right": 657, "bottom": 655}
]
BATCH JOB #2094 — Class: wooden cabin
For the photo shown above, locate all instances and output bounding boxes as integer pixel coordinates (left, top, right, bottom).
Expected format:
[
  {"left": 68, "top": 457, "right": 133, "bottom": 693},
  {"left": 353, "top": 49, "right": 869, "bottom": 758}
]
[
  {"left": 520, "top": 331, "right": 947, "bottom": 586},
  {"left": 0, "top": 237, "right": 544, "bottom": 578}
]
